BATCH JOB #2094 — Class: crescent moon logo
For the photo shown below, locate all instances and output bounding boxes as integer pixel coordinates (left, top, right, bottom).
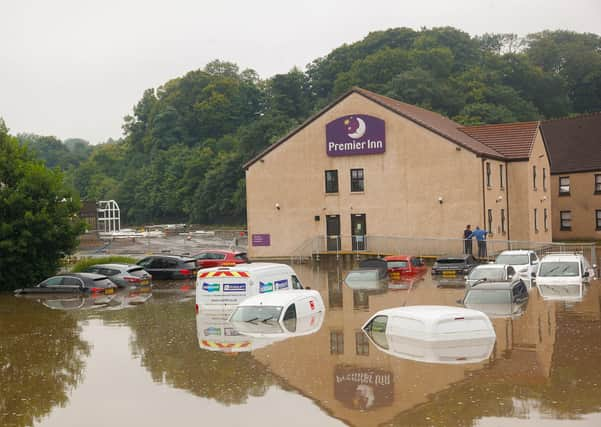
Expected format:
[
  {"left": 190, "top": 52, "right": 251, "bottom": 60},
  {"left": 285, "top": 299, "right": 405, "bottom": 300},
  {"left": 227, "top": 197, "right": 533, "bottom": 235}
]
[{"left": 348, "top": 117, "right": 366, "bottom": 139}]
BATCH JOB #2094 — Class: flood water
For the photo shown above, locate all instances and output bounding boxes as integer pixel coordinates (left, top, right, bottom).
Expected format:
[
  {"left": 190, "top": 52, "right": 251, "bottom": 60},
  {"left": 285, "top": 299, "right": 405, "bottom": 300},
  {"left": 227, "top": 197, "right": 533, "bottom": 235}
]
[{"left": 2, "top": 260, "right": 601, "bottom": 427}]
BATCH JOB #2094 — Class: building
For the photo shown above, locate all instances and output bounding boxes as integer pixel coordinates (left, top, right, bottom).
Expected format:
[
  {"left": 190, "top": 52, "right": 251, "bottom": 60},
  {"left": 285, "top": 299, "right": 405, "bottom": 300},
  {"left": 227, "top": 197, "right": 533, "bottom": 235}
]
[
  {"left": 244, "top": 87, "right": 552, "bottom": 258},
  {"left": 540, "top": 113, "right": 601, "bottom": 241}
]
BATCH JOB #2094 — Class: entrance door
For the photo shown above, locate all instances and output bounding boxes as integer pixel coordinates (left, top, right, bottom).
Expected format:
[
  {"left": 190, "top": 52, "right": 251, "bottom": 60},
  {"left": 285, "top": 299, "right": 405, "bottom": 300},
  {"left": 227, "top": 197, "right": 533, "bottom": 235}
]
[
  {"left": 326, "top": 215, "right": 341, "bottom": 251},
  {"left": 351, "top": 214, "right": 366, "bottom": 251}
]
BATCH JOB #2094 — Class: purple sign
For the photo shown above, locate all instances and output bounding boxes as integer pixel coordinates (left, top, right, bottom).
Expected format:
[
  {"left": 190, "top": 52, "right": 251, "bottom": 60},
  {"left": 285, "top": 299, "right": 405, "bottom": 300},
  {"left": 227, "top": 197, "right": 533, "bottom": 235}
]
[
  {"left": 326, "top": 114, "right": 385, "bottom": 157},
  {"left": 251, "top": 233, "right": 270, "bottom": 247}
]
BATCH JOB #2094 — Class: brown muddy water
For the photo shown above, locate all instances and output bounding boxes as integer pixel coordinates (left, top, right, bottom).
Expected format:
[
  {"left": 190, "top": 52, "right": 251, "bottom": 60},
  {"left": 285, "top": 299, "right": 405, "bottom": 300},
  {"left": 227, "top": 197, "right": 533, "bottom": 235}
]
[{"left": 2, "top": 261, "right": 601, "bottom": 427}]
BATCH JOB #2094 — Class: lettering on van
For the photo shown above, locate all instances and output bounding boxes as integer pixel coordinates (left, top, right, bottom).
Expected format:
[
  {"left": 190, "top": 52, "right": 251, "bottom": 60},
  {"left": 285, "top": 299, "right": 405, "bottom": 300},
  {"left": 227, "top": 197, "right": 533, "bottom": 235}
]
[
  {"left": 223, "top": 283, "right": 246, "bottom": 293},
  {"left": 275, "top": 279, "right": 288, "bottom": 290},
  {"left": 202, "top": 282, "right": 220, "bottom": 292},
  {"left": 259, "top": 281, "right": 274, "bottom": 293}
]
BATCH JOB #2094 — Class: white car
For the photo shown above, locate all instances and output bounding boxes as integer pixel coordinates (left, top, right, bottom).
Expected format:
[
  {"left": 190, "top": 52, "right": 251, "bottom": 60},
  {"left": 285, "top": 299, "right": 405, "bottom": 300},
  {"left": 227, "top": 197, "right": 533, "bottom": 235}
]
[
  {"left": 495, "top": 250, "right": 539, "bottom": 282},
  {"left": 536, "top": 253, "right": 596, "bottom": 286},
  {"left": 465, "top": 264, "right": 517, "bottom": 287}
]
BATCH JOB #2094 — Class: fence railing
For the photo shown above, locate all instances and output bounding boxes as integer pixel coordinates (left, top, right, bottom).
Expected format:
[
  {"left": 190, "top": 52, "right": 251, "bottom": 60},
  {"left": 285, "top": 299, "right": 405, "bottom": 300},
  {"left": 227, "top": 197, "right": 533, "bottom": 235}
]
[{"left": 290, "top": 234, "right": 598, "bottom": 266}]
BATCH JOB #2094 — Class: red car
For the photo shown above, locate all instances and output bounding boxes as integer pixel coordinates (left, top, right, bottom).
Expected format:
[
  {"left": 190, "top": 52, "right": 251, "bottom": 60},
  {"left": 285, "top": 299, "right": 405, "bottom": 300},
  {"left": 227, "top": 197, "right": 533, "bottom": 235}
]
[
  {"left": 193, "top": 250, "right": 249, "bottom": 269},
  {"left": 384, "top": 255, "right": 427, "bottom": 280}
]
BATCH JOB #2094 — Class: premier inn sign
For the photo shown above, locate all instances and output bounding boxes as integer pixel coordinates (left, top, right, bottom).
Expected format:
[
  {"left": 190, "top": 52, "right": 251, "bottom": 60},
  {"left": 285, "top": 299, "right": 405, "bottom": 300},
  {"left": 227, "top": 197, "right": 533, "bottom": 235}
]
[{"left": 326, "top": 114, "right": 385, "bottom": 156}]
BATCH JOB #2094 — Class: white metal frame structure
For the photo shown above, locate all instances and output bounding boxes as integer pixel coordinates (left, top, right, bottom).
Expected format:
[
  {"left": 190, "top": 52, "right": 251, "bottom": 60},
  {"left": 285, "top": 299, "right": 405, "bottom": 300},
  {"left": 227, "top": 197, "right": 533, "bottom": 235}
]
[{"left": 97, "top": 200, "right": 121, "bottom": 233}]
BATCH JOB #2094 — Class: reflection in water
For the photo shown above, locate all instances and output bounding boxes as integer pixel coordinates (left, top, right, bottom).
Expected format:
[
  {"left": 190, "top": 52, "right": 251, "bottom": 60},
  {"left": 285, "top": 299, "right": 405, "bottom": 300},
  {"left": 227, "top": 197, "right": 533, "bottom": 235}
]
[{"left": 0, "top": 297, "right": 90, "bottom": 427}]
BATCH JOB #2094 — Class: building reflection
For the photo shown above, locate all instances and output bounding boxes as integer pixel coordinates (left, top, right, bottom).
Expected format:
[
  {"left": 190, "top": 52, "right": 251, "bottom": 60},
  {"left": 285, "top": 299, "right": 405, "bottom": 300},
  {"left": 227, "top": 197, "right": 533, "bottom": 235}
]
[{"left": 251, "top": 262, "right": 601, "bottom": 427}]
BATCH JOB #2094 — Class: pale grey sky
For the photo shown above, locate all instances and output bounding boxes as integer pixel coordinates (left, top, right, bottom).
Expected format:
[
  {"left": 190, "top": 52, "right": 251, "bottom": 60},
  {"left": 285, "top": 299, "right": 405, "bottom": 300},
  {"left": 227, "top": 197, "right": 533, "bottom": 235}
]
[{"left": 1, "top": 0, "right": 600, "bottom": 143}]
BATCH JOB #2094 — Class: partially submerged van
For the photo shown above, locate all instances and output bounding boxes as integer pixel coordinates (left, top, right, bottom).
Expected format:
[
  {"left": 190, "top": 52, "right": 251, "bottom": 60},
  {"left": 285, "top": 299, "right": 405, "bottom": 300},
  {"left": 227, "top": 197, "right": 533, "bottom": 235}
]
[{"left": 195, "top": 263, "right": 304, "bottom": 310}]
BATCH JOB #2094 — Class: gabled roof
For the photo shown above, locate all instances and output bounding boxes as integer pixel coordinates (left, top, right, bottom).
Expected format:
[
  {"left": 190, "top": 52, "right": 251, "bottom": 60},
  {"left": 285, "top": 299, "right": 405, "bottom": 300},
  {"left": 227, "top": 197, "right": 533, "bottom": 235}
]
[
  {"left": 540, "top": 113, "right": 601, "bottom": 174},
  {"left": 243, "top": 87, "right": 504, "bottom": 169},
  {"left": 459, "top": 121, "right": 540, "bottom": 161}
]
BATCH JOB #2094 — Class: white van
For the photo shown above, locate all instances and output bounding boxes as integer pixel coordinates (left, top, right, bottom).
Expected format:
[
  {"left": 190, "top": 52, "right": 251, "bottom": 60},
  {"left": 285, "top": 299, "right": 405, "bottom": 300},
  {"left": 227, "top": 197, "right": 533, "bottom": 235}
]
[
  {"left": 535, "top": 253, "right": 596, "bottom": 286},
  {"left": 195, "top": 263, "right": 304, "bottom": 310}
]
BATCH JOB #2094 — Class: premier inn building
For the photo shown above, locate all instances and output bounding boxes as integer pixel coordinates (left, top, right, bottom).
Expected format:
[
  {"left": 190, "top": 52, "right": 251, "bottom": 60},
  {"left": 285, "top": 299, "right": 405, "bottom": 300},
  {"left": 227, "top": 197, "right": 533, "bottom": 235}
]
[{"left": 244, "top": 87, "right": 552, "bottom": 258}]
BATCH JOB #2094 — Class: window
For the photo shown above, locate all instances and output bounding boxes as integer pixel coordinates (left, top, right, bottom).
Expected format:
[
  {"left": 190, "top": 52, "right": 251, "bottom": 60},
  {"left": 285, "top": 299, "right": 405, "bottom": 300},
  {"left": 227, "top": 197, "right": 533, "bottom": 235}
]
[
  {"left": 41, "top": 276, "right": 63, "bottom": 287},
  {"left": 595, "top": 174, "right": 601, "bottom": 194},
  {"left": 487, "top": 209, "right": 493, "bottom": 232},
  {"left": 330, "top": 331, "right": 344, "bottom": 355},
  {"left": 534, "top": 208, "right": 538, "bottom": 232},
  {"left": 533, "top": 166, "right": 537, "bottom": 190},
  {"left": 283, "top": 304, "right": 297, "bottom": 332},
  {"left": 560, "top": 211, "right": 572, "bottom": 231},
  {"left": 325, "top": 170, "right": 338, "bottom": 193},
  {"left": 350, "top": 169, "right": 364, "bottom": 192},
  {"left": 486, "top": 162, "right": 491, "bottom": 187},
  {"left": 559, "top": 176, "right": 570, "bottom": 195},
  {"left": 543, "top": 168, "right": 547, "bottom": 191},
  {"left": 499, "top": 164, "right": 504, "bottom": 189},
  {"left": 544, "top": 208, "right": 548, "bottom": 231},
  {"left": 596, "top": 210, "right": 601, "bottom": 230},
  {"left": 355, "top": 331, "right": 370, "bottom": 356},
  {"left": 63, "top": 277, "right": 83, "bottom": 287},
  {"left": 501, "top": 208, "right": 506, "bottom": 234}
]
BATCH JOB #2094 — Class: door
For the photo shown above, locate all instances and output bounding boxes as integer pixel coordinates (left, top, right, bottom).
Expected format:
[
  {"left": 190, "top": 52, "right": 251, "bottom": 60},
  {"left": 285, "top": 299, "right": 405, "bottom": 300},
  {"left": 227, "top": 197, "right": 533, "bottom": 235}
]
[
  {"left": 326, "top": 215, "right": 340, "bottom": 251},
  {"left": 351, "top": 214, "right": 366, "bottom": 251}
]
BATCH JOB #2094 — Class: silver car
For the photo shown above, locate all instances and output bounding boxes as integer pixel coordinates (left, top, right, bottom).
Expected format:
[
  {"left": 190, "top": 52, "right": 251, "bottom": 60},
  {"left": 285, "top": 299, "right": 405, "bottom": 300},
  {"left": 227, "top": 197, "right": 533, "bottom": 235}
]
[
  {"left": 465, "top": 264, "right": 517, "bottom": 287},
  {"left": 83, "top": 263, "right": 152, "bottom": 288}
]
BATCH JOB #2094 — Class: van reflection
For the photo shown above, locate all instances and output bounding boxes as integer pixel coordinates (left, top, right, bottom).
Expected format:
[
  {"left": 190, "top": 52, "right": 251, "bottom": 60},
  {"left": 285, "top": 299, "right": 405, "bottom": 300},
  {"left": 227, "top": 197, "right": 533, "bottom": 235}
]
[
  {"left": 537, "top": 282, "right": 587, "bottom": 301},
  {"left": 334, "top": 366, "right": 394, "bottom": 410}
]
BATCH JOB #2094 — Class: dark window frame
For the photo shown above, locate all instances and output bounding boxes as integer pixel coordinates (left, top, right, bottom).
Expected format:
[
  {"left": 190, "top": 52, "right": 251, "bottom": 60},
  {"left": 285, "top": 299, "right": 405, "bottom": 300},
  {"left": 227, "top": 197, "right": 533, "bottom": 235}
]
[
  {"left": 350, "top": 168, "right": 364, "bottom": 192},
  {"left": 487, "top": 209, "right": 493, "bottom": 233},
  {"left": 501, "top": 208, "right": 506, "bottom": 234},
  {"left": 325, "top": 170, "right": 339, "bottom": 194},
  {"left": 499, "top": 164, "right": 504, "bottom": 189},
  {"left": 330, "top": 330, "right": 344, "bottom": 355},
  {"left": 534, "top": 208, "right": 538, "bottom": 232},
  {"left": 544, "top": 208, "right": 548, "bottom": 231},
  {"left": 542, "top": 167, "right": 547, "bottom": 192},
  {"left": 486, "top": 162, "right": 492, "bottom": 187},
  {"left": 533, "top": 165, "right": 537, "bottom": 190},
  {"left": 559, "top": 176, "right": 570, "bottom": 196},
  {"left": 355, "top": 331, "right": 370, "bottom": 356},
  {"left": 596, "top": 210, "right": 601, "bottom": 230},
  {"left": 560, "top": 210, "right": 572, "bottom": 231},
  {"left": 595, "top": 174, "right": 601, "bottom": 194}
]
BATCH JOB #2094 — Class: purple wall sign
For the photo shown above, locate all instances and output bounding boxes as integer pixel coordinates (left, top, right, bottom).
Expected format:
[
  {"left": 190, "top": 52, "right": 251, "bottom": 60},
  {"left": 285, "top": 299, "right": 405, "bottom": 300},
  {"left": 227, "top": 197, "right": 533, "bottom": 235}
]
[
  {"left": 326, "top": 114, "right": 385, "bottom": 157},
  {"left": 251, "top": 233, "right": 271, "bottom": 247}
]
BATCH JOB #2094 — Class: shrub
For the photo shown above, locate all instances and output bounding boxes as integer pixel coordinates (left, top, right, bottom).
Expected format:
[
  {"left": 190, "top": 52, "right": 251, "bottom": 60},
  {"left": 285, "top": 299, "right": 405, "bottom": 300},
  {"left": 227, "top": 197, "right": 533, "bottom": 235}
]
[{"left": 71, "top": 256, "right": 139, "bottom": 272}]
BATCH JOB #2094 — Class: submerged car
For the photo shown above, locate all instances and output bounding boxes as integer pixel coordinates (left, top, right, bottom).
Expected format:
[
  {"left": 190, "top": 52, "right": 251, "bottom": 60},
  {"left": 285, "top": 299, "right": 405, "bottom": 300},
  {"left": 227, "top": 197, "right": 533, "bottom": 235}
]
[
  {"left": 136, "top": 255, "right": 198, "bottom": 280},
  {"left": 384, "top": 255, "right": 427, "bottom": 280},
  {"left": 495, "top": 250, "right": 539, "bottom": 281},
  {"left": 465, "top": 264, "right": 516, "bottom": 287},
  {"left": 193, "top": 250, "right": 249, "bottom": 269},
  {"left": 460, "top": 280, "right": 529, "bottom": 307},
  {"left": 83, "top": 263, "right": 152, "bottom": 288},
  {"left": 14, "top": 273, "right": 117, "bottom": 295},
  {"left": 431, "top": 255, "right": 477, "bottom": 277},
  {"left": 229, "top": 290, "right": 325, "bottom": 338},
  {"left": 343, "top": 258, "right": 388, "bottom": 290},
  {"left": 536, "top": 253, "right": 596, "bottom": 285},
  {"left": 362, "top": 306, "right": 496, "bottom": 364}
]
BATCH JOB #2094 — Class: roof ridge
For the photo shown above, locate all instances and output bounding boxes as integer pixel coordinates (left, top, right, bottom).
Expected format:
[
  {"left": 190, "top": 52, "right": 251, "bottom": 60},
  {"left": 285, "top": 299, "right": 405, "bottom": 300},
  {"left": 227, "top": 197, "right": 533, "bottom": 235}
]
[
  {"left": 460, "top": 120, "right": 540, "bottom": 130},
  {"left": 542, "top": 111, "right": 601, "bottom": 123}
]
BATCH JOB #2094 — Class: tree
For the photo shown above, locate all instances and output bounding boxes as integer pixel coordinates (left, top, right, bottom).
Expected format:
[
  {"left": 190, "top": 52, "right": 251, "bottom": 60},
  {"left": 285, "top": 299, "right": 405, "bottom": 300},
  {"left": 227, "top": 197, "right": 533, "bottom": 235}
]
[{"left": 0, "top": 126, "right": 84, "bottom": 291}]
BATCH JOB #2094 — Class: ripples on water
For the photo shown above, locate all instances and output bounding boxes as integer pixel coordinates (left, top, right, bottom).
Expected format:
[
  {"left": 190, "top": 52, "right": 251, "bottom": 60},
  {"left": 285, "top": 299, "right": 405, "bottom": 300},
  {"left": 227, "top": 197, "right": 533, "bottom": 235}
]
[{"left": 1, "top": 262, "right": 601, "bottom": 427}]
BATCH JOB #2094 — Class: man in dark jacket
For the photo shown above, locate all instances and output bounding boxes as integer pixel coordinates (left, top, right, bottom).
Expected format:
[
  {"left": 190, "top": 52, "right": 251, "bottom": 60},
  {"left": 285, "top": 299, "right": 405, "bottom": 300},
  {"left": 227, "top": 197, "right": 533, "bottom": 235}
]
[{"left": 463, "top": 225, "right": 473, "bottom": 255}]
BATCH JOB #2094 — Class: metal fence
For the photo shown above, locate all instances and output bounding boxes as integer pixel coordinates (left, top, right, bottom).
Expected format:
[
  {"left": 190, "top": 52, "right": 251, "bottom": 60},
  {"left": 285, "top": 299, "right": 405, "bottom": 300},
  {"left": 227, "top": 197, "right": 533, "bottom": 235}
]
[{"left": 291, "top": 234, "right": 598, "bottom": 267}]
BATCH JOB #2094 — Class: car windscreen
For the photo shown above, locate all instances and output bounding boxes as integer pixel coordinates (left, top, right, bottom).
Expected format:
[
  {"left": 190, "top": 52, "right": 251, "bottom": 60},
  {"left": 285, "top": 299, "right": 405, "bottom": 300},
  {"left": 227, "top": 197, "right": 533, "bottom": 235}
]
[
  {"left": 436, "top": 259, "right": 465, "bottom": 264},
  {"left": 495, "top": 254, "right": 529, "bottom": 265},
  {"left": 465, "top": 289, "right": 511, "bottom": 304},
  {"left": 126, "top": 267, "right": 147, "bottom": 277},
  {"left": 469, "top": 268, "right": 505, "bottom": 281},
  {"left": 387, "top": 261, "right": 409, "bottom": 269},
  {"left": 538, "top": 262, "right": 580, "bottom": 277},
  {"left": 230, "top": 306, "right": 283, "bottom": 323},
  {"left": 346, "top": 270, "right": 379, "bottom": 281}
]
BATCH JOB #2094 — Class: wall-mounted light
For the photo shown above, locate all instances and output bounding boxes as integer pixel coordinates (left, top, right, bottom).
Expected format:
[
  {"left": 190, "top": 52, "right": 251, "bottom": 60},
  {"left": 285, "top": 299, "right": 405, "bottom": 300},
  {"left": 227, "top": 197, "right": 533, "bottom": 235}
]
[
  {"left": 275, "top": 203, "right": 280, "bottom": 210},
  {"left": 541, "top": 196, "right": 547, "bottom": 202},
  {"left": 438, "top": 196, "right": 443, "bottom": 204},
  {"left": 496, "top": 195, "right": 503, "bottom": 203}
]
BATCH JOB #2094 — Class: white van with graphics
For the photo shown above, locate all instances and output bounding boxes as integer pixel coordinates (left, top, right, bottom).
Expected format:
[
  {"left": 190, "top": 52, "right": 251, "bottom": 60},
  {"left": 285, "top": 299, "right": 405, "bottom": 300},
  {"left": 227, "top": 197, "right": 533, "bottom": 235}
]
[{"left": 195, "top": 263, "right": 304, "bottom": 310}]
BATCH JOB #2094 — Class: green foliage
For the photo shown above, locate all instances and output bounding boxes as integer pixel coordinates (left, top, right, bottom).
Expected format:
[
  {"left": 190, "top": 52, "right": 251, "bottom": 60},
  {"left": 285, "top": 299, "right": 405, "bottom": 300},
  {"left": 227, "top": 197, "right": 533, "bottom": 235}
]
[
  {"left": 70, "top": 255, "right": 139, "bottom": 272},
  {"left": 26, "top": 27, "right": 601, "bottom": 227},
  {"left": 0, "top": 127, "right": 85, "bottom": 291}
]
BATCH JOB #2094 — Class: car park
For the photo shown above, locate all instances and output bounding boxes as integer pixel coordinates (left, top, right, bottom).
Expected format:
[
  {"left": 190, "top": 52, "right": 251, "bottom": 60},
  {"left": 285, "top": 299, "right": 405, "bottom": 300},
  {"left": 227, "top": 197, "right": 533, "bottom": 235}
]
[
  {"left": 431, "top": 255, "right": 477, "bottom": 277},
  {"left": 384, "top": 255, "right": 427, "bottom": 280},
  {"left": 83, "top": 263, "right": 152, "bottom": 288},
  {"left": 465, "top": 264, "right": 516, "bottom": 287},
  {"left": 362, "top": 306, "right": 496, "bottom": 364},
  {"left": 14, "top": 273, "right": 117, "bottom": 295},
  {"left": 193, "top": 250, "right": 249, "bottom": 269},
  {"left": 196, "top": 262, "right": 304, "bottom": 311},
  {"left": 535, "top": 253, "right": 596, "bottom": 286},
  {"left": 229, "top": 289, "right": 325, "bottom": 338},
  {"left": 136, "top": 255, "right": 198, "bottom": 280},
  {"left": 495, "top": 250, "right": 539, "bottom": 281}
]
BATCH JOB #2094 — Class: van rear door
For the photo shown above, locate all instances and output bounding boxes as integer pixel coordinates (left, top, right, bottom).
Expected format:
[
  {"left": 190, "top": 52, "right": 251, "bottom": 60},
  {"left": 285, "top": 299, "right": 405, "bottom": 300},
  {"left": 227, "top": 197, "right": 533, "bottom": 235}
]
[{"left": 197, "top": 270, "right": 251, "bottom": 307}]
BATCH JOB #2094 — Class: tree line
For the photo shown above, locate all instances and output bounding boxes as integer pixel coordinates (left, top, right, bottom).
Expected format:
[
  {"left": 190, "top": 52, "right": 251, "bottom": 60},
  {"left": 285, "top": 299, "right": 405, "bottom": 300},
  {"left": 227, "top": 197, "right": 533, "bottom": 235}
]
[{"left": 14, "top": 27, "right": 601, "bottom": 226}]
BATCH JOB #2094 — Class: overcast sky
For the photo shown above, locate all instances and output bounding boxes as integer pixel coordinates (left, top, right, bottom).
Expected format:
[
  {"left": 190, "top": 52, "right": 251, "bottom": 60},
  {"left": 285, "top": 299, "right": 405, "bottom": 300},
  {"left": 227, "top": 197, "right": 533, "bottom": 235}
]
[{"left": 1, "top": 0, "right": 600, "bottom": 144}]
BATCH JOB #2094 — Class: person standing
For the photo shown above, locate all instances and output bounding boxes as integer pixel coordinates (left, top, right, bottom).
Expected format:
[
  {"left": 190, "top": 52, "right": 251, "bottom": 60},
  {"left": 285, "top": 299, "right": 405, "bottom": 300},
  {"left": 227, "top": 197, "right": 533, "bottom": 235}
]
[
  {"left": 463, "top": 225, "right": 473, "bottom": 255},
  {"left": 471, "top": 226, "right": 489, "bottom": 259}
]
